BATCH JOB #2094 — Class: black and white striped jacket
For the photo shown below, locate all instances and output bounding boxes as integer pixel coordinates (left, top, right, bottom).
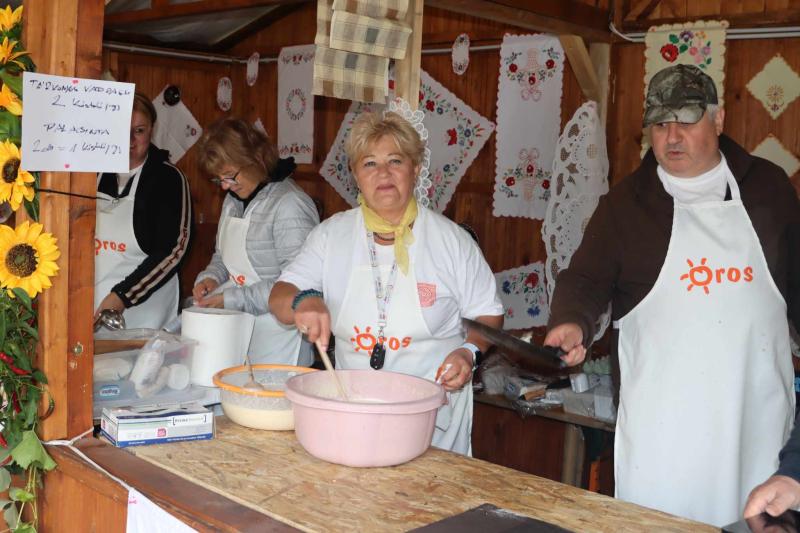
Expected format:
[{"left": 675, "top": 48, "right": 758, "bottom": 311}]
[{"left": 98, "top": 144, "right": 192, "bottom": 308}]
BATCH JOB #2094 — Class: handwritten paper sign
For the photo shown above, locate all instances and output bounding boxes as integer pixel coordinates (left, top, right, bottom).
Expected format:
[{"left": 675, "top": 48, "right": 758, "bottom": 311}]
[{"left": 21, "top": 72, "right": 135, "bottom": 172}]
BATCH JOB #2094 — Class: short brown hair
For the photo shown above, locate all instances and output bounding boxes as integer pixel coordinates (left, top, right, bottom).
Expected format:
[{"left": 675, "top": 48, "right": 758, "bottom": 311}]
[
  {"left": 197, "top": 118, "right": 278, "bottom": 182},
  {"left": 345, "top": 112, "right": 425, "bottom": 169},
  {"left": 132, "top": 92, "right": 157, "bottom": 125}
]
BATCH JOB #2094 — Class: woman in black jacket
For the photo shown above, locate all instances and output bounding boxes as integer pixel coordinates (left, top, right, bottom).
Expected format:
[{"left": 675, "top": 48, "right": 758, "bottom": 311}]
[{"left": 94, "top": 92, "right": 191, "bottom": 329}]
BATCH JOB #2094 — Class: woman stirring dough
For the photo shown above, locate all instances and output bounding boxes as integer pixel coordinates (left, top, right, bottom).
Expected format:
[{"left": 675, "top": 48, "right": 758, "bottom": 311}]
[{"left": 270, "top": 111, "right": 503, "bottom": 454}]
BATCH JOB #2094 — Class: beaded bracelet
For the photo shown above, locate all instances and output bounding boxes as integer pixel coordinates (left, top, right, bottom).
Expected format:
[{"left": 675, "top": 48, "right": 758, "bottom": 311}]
[{"left": 291, "top": 289, "right": 323, "bottom": 311}]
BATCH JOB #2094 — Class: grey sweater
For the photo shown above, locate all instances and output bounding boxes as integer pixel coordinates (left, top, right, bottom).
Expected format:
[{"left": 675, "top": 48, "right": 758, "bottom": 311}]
[{"left": 196, "top": 178, "right": 319, "bottom": 315}]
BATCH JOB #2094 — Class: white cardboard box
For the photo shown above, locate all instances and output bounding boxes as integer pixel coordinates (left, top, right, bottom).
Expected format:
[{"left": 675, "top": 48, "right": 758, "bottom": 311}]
[{"left": 100, "top": 402, "right": 214, "bottom": 448}]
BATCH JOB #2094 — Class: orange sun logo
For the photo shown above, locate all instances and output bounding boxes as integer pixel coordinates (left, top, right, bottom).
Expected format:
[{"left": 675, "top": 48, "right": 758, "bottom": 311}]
[
  {"left": 350, "top": 325, "right": 377, "bottom": 353},
  {"left": 680, "top": 257, "right": 713, "bottom": 294}
]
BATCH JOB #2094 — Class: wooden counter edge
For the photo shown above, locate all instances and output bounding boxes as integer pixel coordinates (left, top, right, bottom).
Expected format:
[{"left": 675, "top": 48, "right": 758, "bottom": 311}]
[
  {"left": 475, "top": 393, "right": 616, "bottom": 432},
  {"left": 50, "top": 437, "right": 301, "bottom": 533}
]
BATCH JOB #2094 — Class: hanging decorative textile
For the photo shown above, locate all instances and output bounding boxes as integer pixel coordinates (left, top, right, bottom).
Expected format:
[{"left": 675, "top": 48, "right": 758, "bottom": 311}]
[
  {"left": 278, "top": 44, "right": 316, "bottom": 164},
  {"left": 643, "top": 21, "right": 728, "bottom": 154},
  {"left": 329, "top": 10, "right": 411, "bottom": 60},
  {"left": 751, "top": 134, "right": 800, "bottom": 178},
  {"left": 493, "top": 34, "right": 565, "bottom": 219},
  {"left": 542, "top": 101, "right": 610, "bottom": 341},
  {"left": 331, "top": 0, "right": 408, "bottom": 20},
  {"left": 319, "top": 70, "right": 492, "bottom": 211},
  {"left": 418, "top": 70, "right": 494, "bottom": 212},
  {"left": 451, "top": 33, "right": 470, "bottom": 75},
  {"left": 246, "top": 52, "right": 260, "bottom": 86},
  {"left": 321, "top": 100, "right": 386, "bottom": 206},
  {"left": 315, "top": 0, "right": 334, "bottom": 45},
  {"left": 747, "top": 54, "right": 800, "bottom": 120},
  {"left": 495, "top": 263, "right": 549, "bottom": 330},
  {"left": 216, "top": 77, "right": 232, "bottom": 111},
  {"left": 313, "top": 45, "right": 389, "bottom": 104},
  {"left": 151, "top": 86, "right": 203, "bottom": 164}
]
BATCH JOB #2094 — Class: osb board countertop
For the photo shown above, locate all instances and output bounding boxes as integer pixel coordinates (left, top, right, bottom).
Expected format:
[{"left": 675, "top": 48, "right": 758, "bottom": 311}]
[{"left": 130, "top": 417, "right": 713, "bottom": 532}]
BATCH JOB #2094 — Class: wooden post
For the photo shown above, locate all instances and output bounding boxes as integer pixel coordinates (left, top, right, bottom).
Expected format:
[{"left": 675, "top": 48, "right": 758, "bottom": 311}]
[
  {"left": 23, "top": 0, "right": 104, "bottom": 441},
  {"left": 394, "top": 0, "right": 424, "bottom": 110}
]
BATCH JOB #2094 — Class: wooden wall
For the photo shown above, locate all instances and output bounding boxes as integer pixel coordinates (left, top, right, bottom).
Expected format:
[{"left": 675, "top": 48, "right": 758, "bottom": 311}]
[
  {"left": 608, "top": 38, "right": 800, "bottom": 195},
  {"left": 105, "top": 3, "right": 595, "bottom": 298}
]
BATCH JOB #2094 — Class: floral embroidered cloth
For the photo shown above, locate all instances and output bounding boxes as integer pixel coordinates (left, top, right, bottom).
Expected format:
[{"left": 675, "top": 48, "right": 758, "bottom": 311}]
[
  {"left": 320, "top": 70, "right": 493, "bottom": 211},
  {"left": 495, "top": 263, "right": 549, "bottom": 329},
  {"left": 418, "top": 70, "right": 494, "bottom": 211},
  {"left": 452, "top": 33, "right": 469, "bottom": 75},
  {"left": 752, "top": 134, "right": 800, "bottom": 178},
  {"left": 493, "top": 34, "right": 565, "bottom": 219},
  {"left": 747, "top": 54, "right": 800, "bottom": 120},
  {"left": 151, "top": 85, "right": 202, "bottom": 164},
  {"left": 643, "top": 21, "right": 728, "bottom": 155},
  {"left": 278, "top": 45, "right": 315, "bottom": 164}
]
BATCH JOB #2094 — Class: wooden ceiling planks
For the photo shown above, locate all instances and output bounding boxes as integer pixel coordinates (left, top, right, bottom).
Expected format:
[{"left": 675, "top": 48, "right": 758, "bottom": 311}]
[{"left": 620, "top": 0, "right": 800, "bottom": 30}]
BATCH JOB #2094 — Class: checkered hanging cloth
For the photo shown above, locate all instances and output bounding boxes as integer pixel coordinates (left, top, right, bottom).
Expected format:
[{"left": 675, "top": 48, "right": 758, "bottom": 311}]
[
  {"left": 312, "top": 45, "right": 389, "bottom": 104},
  {"left": 331, "top": 0, "right": 409, "bottom": 21},
  {"left": 329, "top": 10, "right": 411, "bottom": 60},
  {"left": 315, "top": 0, "right": 334, "bottom": 45}
]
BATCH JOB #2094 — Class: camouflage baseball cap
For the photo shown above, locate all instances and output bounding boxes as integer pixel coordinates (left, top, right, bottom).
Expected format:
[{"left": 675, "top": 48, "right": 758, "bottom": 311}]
[{"left": 643, "top": 64, "right": 718, "bottom": 127}]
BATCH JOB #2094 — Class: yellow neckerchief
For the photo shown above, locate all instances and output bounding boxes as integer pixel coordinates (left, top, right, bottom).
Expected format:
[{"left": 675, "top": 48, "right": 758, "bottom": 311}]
[{"left": 358, "top": 194, "right": 417, "bottom": 275}]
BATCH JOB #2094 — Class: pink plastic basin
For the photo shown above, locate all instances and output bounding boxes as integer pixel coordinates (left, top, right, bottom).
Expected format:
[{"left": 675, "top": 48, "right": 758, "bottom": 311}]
[{"left": 285, "top": 369, "right": 445, "bottom": 467}]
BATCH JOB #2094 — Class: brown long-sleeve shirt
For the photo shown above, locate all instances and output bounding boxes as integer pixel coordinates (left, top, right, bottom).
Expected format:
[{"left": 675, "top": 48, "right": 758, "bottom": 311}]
[{"left": 549, "top": 135, "right": 800, "bottom": 359}]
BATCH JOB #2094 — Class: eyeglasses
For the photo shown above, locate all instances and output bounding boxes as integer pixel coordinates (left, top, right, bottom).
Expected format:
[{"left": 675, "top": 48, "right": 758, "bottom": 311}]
[{"left": 210, "top": 170, "right": 239, "bottom": 186}]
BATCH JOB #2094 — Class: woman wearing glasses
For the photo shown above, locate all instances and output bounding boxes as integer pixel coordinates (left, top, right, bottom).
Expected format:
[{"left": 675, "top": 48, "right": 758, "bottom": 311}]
[
  {"left": 95, "top": 92, "right": 191, "bottom": 329},
  {"left": 269, "top": 111, "right": 503, "bottom": 454},
  {"left": 193, "top": 118, "right": 319, "bottom": 366}
]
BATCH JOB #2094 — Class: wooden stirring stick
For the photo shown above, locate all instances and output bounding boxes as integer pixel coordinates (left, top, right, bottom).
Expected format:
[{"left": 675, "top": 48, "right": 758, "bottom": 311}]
[{"left": 315, "top": 340, "right": 349, "bottom": 401}]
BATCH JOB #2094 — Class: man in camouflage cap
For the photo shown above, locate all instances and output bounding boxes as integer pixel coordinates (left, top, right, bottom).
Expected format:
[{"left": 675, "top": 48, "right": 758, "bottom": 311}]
[{"left": 545, "top": 63, "right": 800, "bottom": 526}]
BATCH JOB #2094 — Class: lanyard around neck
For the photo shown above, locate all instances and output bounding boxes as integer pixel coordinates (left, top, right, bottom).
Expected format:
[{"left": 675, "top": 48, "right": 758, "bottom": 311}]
[{"left": 366, "top": 230, "right": 398, "bottom": 342}]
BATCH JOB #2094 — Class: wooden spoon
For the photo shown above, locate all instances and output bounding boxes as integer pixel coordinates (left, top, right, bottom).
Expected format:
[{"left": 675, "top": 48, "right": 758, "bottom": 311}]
[{"left": 315, "top": 340, "right": 348, "bottom": 401}]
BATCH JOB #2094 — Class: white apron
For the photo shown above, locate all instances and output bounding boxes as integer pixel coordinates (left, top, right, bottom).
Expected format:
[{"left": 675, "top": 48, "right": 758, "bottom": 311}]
[
  {"left": 95, "top": 171, "right": 178, "bottom": 330},
  {"left": 218, "top": 193, "right": 309, "bottom": 366},
  {"left": 332, "top": 229, "right": 471, "bottom": 455},
  {"left": 613, "top": 169, "right": 794, "bottom": 526}
]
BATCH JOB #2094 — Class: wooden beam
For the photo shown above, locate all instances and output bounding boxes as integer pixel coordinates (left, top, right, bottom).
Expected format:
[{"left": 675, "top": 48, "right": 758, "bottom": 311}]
[
  {"left": 624, "top": 0, "right": 663, "bottom": 21},
  {"left": 25, "top": 1, "right": 103, "bottom": 442},
  {"left": 426, "top": 0, "right": 612, "bottom": 43},
  {"left": 559, "top": 35, "right": 601, "bottom": 103},
  {"left": 621, "top": 8, "right": 800, "bottom": 31},
  {"left": 105, "top": 0, "right": 310, "bottom": 26},
  {"left": 395, "top": 0, "right": 424, "bottom": 111},
  {"left": 214, "top": 4, "right": 304, "bottom": 52},
  {"left": 589, "top": 42, "right": 611, "bottom": 125}
]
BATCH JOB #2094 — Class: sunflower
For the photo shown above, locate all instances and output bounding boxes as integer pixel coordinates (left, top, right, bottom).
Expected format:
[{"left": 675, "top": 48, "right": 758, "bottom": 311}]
[
  {"left": 0, "top": 141, "right": 33, "bottom": 211},
  {"left": 0, "top": 84, "right": 21, "bottom": 115},
  {"left": 0, "top": 221, "right": 59, "bottom": 298},
  {"left": 0, "top": 6, "right": 22, "bottom": 32},
  {"left": 0, "top": 37, "right": 27, "bottom": 69}
]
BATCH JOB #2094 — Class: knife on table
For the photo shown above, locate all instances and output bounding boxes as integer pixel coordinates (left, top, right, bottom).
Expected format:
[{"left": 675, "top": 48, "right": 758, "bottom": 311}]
[{"left": 462, "top": 318, "right": 569, "bottom": 375}]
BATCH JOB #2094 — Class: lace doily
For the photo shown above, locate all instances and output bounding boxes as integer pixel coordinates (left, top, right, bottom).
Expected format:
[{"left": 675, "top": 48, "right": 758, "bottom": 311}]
[
  {"left": 385, "top": 97, "right": 432, "bottom": 208},
  {"left": 543, "top": 101, "right": 611, "bottom": 341}
]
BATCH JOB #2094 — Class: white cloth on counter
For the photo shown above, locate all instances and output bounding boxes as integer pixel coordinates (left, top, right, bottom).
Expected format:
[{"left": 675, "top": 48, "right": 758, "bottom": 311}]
[
  {"left": 127, "top": 488, "right": 197, "bottom": 532},
  {"left": 657, "top": 152, "right": 728, "bottom": 204},
  {"left": 151, "top": 86, "right": 202, "bottom": 164},
  {"left": 278, "top": 206, "right": 504, "bottom": 339}
]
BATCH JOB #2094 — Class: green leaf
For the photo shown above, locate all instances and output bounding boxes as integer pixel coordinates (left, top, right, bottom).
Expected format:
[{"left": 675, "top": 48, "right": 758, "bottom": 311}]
[
  {"left": 0, "top": 468, "right": 9, "bottom": 492},
  {"left": 3, "top": 503, "right": 17, "bottom": 529},
  {"left": 10, "top": 431, "right": 56, "bottom": 471},
  {"left": 14, "top": 523, "right": 36, "bottom": 533},
  {"left": 0, "top": 110, "right": 20, "bottom": 144},
  {"left": 669, "top": 34, "right": 679, "bottom": 43},
  {"left": 31, "top": 370, "right": 46, "bottom": 385},
  {"left": 678, "top": 44, "right": 688, "bottom": 53},
  {"left": 0, "top": 313, "right": 6, "bottom": 350},
  {"left": 8, "top": 488, "right": 33, "bottom": 503},
  {"left": 10, "top": 289, "right": 31, "bottom": 312},
  {"left": 0, "top": 71, "right": 21, "bottom": 97}
]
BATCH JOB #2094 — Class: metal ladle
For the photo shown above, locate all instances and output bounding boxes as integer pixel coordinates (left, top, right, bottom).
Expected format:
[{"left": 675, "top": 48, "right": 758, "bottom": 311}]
[{"left": 93, "top": 309, "right": 126, "bottom": 332}]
